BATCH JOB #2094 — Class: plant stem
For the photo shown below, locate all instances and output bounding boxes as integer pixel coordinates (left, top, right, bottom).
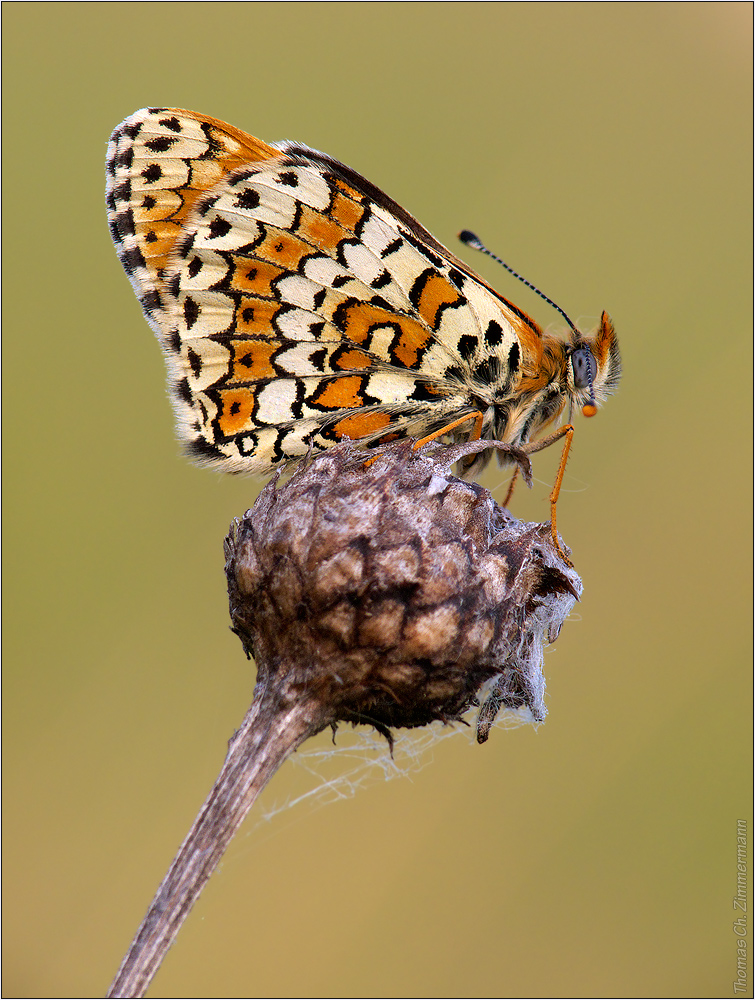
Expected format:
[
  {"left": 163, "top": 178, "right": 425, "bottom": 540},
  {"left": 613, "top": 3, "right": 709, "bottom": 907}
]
[{"left": 106, "top": 688, "right": 322, "bottom": 998}]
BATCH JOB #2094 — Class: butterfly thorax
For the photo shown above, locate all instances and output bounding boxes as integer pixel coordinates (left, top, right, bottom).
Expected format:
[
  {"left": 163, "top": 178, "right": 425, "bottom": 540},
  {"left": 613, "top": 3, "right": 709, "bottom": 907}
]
[
  {"left": 463, "top": 331, "right": 564, "bottom": 457},
  {"left": 509, "top": 333, "right": 571, "bottom": 439},
  {"left": 478, "top": 315, "right": 619, "bottom": 459}
]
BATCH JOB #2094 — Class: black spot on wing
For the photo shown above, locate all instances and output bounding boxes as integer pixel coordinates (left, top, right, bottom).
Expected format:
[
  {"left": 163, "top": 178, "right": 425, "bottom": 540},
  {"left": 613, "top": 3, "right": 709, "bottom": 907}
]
[
  {"left": 485, "top": 320, "right": 503, "bottom": 347},
  {"left": 448, "top": 268, "right": 465, "bottom": 290},
  {"left": 121, "top": 245, "right": 146, "bottom": 274},
  {"left": 111, "top": 180, "right": 132, "bottom": 205},
  {"left": 186, "top": 436, "right": 224, "bottom": 462},
  {"left": 115, "top": 208, "right": 135, "bottom": 238},
  {"left": 116, "top": 145, "right": 134, "bottom": 170},
  {"left": 140, "top": 289, "right": 162, "bottom": 316},
  {"left": 175, "top": 377, "right": 193, "bottom": 406},
  {"left": 277, "top": 170, "right": 299, "bottom": 187},
  {"left": 184, "top": 296, "right": 200, "bottom": 328},
  {"left": 457, "top": 334, "right": 478, "bottom": 361},
  {"left": 158, "top": 115, "right": 182, "bottom": 133},
  {"left": 208, "top": 216, "right": 232, "bottom": 239},
  {"left": 145, "top": 135, "right": 179, "bottom": 153},
  {"left": 380, "top": 237, "right": 403, "bottom": 258},
  {"left": 142, "top": 163, "right": 162, "bottom": 184},
  {"left": 370, "top": 270, "right": 391, "bottom": 289},
  {"left": 290, "top": 379, "right": 305, "bottom": 420},
  {"left": 508, "top": 342, "right": 520, "bottom": 372},
  {"left": 235, "top": 188, "right": 261, "bottom": 211},
  {"left": 187, "top": 347, "right": 202, "bottom": 378},
  {"left": 309, "top": 348, "right": 328, "bottom": 371},
  {"left": 408, "top": 381, "right": 443, "bottom": 402}
]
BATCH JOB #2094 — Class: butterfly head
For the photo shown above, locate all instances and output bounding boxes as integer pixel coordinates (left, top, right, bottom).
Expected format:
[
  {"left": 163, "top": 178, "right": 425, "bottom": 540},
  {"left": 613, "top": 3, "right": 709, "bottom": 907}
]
[
  {"left": 565, "top": 312, "right": 621, "bottom": 420},
  {"left": 458, "top": 231, "right": 621, "bottom": 424}
]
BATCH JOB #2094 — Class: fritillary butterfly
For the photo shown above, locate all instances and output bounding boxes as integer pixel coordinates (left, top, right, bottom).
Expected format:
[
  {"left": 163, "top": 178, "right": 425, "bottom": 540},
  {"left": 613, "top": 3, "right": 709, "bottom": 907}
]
[{"left": 106, "top": 108, "right": 621, "bottom": 510}]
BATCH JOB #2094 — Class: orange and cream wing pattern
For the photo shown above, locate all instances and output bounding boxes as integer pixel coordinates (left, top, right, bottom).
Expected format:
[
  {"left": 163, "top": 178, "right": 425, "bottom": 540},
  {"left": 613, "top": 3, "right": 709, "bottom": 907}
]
[
  {"left": 106, "top": 108, "right": 621, "bottom": 476},
  {"left": 105, "top": 108, "right": 539, "bottom": 472}
]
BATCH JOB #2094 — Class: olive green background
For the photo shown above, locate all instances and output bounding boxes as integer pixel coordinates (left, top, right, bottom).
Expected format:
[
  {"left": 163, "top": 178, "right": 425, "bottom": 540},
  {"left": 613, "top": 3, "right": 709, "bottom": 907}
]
[{"left": 4, "top": 3, "right": 751, "bottom": 997}]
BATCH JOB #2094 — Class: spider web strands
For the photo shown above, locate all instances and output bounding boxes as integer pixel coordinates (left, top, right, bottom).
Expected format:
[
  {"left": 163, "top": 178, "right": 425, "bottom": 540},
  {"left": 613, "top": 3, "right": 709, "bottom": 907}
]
[{"left": 254, "top": 698, "right": 546, "bottom": 827}]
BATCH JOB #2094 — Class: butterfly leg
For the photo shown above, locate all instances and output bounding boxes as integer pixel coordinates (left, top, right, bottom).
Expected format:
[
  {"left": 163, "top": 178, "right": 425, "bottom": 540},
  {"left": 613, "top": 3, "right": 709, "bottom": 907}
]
[
  {"left": 364, "top": 411, "right": 484, "bottom": 471},
  {"left": 412, "top": 410, "right": 484, "bottom": 450},
  {"left": 521, "top": 424, "right": 575, "bottom": 564},
  {"left": 502, "top": 467, "right": 519, "bottom": 508}
]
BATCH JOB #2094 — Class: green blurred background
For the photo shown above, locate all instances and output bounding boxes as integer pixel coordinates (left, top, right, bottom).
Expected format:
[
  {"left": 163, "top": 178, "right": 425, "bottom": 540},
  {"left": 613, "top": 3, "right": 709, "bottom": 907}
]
[{"left": 3, "top": 3, "right": 751, "bottom": 997}]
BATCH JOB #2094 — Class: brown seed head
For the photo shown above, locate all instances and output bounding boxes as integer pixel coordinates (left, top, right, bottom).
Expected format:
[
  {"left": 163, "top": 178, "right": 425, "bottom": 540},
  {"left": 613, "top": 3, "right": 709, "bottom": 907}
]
[{"left": 224, "top": 439, "right": 582, "bottom": 745}]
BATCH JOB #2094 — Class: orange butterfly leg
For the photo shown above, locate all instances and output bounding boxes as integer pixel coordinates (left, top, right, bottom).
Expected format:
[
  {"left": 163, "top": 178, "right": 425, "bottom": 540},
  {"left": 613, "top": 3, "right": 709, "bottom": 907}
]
[
  {"left": 412, "top": 410, "right": 484, "bottom": 450},
  {"left": 521, "top": 424, "right": 575, "bottom": 563},
  {"left": 363, "top": 411, "right": 483, "bottom": 470}
]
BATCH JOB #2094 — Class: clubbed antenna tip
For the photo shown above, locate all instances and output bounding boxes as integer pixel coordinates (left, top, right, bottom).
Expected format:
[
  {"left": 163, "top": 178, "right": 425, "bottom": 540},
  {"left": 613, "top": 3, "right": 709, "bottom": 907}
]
[
  {"left": 458, "top": 229, "right": 580, "bottom": 337},
  {"left": 458, "top": 229, "right": 484, "bottom": 250}
]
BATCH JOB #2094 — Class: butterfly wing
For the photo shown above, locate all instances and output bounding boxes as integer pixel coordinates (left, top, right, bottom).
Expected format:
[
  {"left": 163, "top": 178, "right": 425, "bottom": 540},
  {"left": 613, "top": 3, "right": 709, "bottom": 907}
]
[{"left": 107, "top": 108, "right": 535, "bottom": 472}]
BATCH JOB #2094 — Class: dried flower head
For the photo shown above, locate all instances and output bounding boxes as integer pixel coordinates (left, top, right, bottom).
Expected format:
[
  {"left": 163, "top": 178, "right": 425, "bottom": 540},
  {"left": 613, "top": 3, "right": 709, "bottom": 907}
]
[
  {"left": 109, "top": 439, "right": 584, "bottom": 997},
  {"left": 225, "top": 439, "right": 582, "bottom": 745}
]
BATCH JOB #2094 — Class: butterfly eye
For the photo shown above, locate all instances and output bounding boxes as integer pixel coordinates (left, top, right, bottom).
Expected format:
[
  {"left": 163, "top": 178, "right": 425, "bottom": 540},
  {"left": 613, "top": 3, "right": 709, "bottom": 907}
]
[{"left": 571, "top": 346, "right": 597, "bottom": 390}]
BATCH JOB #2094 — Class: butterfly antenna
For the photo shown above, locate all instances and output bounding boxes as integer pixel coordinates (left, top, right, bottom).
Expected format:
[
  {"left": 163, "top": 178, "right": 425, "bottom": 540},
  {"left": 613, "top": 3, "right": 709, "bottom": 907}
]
[{"left": 458, "top": 230, "right": 580, "bottom": 338}]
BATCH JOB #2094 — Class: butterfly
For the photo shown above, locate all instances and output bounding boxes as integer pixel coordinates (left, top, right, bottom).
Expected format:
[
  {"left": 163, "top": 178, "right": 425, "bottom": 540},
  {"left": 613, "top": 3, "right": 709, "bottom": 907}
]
[{"left": 106, "top": 108, "right": 621, "bottom": 539}]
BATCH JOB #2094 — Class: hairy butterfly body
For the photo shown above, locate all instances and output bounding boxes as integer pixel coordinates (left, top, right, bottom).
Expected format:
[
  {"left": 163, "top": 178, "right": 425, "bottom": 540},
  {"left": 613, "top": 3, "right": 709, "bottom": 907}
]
[{"left": 106, "top": 108, "right": 620, "bottom": 498}]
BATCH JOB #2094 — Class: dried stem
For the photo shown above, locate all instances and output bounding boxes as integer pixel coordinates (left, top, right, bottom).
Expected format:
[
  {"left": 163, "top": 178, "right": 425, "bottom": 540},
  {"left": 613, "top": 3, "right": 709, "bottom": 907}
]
[{"left": 106, "top": 686, "right": 324, "bottom": 998}]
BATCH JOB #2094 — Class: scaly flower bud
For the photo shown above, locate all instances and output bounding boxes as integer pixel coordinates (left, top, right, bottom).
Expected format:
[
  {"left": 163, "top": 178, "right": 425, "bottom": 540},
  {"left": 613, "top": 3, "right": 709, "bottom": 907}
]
[{"left": 225, "top": 438, "right": 581, "bottom": 744}]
